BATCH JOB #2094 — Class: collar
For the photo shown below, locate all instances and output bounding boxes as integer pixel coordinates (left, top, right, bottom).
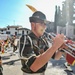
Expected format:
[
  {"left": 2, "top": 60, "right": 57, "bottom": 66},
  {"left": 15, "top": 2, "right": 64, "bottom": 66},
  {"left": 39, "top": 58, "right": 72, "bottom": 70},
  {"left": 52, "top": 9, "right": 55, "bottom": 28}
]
[{"left": 29, "top": 32, "right": 42, "bottom": 40}]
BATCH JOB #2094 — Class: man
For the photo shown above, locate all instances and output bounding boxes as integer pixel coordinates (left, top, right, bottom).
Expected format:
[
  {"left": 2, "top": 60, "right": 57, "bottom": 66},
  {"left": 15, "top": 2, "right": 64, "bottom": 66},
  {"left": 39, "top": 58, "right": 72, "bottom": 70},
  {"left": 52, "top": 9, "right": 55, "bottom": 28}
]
[
  {"left": 19, "top": 11, "right": 65, "bottom": 75},
  {"left": 64, "top": 37, "right": 75, "bottom": 72}
]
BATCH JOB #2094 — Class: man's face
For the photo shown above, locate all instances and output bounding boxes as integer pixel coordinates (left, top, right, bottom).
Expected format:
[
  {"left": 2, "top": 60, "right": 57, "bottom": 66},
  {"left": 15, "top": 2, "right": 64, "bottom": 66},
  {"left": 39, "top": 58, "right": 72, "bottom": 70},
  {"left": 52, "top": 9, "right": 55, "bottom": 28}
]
[{"left": 34, "top": 22, "right": 47, "bottom": 36}]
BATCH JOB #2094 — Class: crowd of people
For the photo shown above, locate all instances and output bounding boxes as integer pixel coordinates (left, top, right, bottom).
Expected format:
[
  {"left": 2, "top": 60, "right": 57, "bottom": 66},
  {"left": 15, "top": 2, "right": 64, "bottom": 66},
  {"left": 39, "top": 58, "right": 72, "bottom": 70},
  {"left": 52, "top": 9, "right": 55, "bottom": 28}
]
[
  {"left": 0, "top": 35, "right": 19, "bottom": 75},
  {"left": 0, "top": 35, "right": 18, "bottom": 54}
]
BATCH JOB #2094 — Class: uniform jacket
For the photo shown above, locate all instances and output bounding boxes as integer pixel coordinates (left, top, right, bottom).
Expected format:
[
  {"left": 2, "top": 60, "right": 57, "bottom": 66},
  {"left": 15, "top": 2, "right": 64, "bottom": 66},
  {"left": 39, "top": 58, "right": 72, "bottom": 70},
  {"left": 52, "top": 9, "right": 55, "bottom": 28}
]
[{"left": 19, "top": 32, "right": 55, "bottom": 73}]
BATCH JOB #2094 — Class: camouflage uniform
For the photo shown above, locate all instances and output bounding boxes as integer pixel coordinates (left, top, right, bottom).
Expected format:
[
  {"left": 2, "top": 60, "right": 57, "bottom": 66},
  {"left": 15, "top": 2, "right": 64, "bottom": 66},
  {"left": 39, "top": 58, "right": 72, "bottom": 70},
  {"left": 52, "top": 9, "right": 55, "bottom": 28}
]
[{"left": 19, "top": 32, "right": 55, "bottom": 75}]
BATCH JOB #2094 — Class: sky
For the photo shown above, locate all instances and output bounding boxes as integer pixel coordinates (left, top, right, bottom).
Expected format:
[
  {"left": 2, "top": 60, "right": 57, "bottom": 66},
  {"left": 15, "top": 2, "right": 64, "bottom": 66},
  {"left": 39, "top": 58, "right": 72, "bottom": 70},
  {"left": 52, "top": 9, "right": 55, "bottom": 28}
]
[{"left": 0, "top": 0, "right": 65, "bottom": 29}]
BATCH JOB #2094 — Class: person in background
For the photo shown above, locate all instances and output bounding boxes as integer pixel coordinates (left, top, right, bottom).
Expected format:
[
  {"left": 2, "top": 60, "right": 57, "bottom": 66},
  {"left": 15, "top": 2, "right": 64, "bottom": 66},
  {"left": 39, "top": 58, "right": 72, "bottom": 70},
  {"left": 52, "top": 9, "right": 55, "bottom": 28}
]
[
  {"left": 64, "top": 37, "right": 75, "bottom": 72},
  {"left": 13, "top": 36, "right": 18, "bottom": 52},
  {"left": 11, "top": 35, "right": 17, "bottom": 54}
]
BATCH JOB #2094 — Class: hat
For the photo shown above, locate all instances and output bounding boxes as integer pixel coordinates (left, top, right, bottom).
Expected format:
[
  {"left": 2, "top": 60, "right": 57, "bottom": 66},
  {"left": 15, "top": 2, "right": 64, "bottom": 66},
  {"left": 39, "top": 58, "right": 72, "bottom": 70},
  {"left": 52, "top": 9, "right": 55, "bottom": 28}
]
[{"left": 29, "top": 11, "right": 50, "bottom": 25}]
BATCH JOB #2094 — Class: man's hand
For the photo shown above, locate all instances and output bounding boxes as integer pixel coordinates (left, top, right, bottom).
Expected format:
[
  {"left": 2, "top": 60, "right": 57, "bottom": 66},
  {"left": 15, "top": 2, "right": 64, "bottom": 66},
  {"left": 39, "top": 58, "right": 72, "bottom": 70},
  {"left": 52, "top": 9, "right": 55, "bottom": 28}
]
[
  {"left": 59, "top": 43, "right": 69, "bottom": 50},
  {"left": 52, "top": 34, "right": 65, "bottom": 49}
]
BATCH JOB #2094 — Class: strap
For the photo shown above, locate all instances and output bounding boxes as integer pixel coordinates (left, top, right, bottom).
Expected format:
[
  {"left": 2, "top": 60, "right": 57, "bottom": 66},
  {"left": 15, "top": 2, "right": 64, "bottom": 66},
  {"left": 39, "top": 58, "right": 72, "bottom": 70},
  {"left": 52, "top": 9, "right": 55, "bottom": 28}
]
[
  {"left": 27, "top": 35, "right": 33, "bottom": 49},
  {"left": 21, "top": 35, "right": 26, "bottom": 57},
  {"left": 18, "top": 35, "right": 27, "bottom": 60},
  {"left": 19, "top": 35, "right": 33, "bottom": 60}
]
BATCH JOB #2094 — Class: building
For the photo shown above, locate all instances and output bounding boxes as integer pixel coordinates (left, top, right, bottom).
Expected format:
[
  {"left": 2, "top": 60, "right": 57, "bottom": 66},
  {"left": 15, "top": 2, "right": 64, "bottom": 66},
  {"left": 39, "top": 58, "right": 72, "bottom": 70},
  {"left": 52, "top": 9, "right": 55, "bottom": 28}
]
[
  {"left": 61, "top": 0, "right": 75, "bottom": 39},
  {"left": 0, "top": 28, "right": 7, "bottom": 34},
  {"left": 17, "top": 28, "right": 30, "bottom": 35},
  {"left": 0, "top": 25, "right": 31, "bottom": 38},
  {"left": 65, "top": 0, "right": 75, "bottom": 25},
  {"left": 6, "top": 25, "right": 22, "bottom": 36}
]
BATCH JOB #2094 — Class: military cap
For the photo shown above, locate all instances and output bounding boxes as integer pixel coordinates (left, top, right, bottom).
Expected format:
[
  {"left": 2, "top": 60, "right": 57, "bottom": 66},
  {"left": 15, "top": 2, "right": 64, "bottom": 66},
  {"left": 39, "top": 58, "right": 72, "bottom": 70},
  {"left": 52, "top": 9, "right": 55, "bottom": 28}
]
[{"left": 29, "top": 11, "right": 50, "bottom": 25}]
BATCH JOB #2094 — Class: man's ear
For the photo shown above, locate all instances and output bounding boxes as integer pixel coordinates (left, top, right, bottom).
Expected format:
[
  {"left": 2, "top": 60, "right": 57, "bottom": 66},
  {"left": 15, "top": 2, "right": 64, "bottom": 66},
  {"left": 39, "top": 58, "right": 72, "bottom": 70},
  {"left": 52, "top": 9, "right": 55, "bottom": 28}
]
[{"left": 31, "top": 22, "right": 36, "bottom": 29}]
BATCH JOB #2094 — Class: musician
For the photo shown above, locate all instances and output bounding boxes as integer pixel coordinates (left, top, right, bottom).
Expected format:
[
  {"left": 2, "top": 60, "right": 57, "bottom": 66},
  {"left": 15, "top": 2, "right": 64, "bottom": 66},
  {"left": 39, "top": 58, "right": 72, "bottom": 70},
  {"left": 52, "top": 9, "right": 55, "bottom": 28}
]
[
  {"left": 19, "top": 11, "right": 66, "bottom": 75},
  {"left": 64, "top": 37, "right": 75, "bottom": 72}
]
